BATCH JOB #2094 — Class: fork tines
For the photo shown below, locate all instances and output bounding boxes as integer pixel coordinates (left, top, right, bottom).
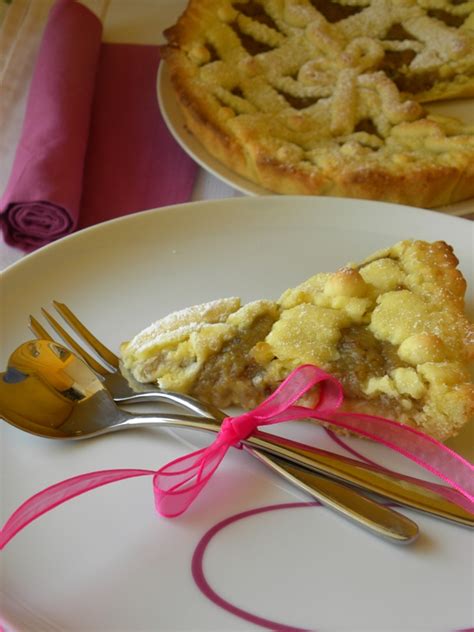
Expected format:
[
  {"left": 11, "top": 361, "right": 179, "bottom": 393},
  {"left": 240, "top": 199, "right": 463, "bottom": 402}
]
[{"left": 29, "top": 301, "right": 119, "bottom": 376}]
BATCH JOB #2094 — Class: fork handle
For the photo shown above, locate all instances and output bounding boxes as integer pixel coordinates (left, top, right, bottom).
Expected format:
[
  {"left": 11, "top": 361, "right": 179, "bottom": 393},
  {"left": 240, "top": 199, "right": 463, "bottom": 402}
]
[
  {"left": 114, "top": 414, "right": 473, "bottom": 528},
  {"left": 111, "top": 414, "right": 418, "bottom": 542},
  {"left": 115, "top": 391, "right": 225, "bottom": 420}
]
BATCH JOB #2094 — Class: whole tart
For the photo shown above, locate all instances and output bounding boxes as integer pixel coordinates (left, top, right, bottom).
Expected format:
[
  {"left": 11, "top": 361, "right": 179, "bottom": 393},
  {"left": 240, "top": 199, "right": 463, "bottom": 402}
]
[
  {"left": 121, "top": 240, "right": 474, "bottom": 442},
  {"left": 161, "top": 0, "right": 474, "bottom": 208}
]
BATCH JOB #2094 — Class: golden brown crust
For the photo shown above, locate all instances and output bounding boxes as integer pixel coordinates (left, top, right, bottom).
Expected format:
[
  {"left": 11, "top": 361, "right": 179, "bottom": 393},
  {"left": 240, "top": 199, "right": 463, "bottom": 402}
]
[
  {"left": 121, "top": 239, "right": 474, "bottom": 441},
  {"left": 161, "top": 0, "right": 474, "bottom": 208}
]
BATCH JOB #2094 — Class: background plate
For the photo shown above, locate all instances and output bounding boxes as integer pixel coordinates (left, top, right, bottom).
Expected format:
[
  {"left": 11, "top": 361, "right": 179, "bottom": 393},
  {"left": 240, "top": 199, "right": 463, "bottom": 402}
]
[{"left": 1, "top": 197, "right": 473, "bottom": 631}]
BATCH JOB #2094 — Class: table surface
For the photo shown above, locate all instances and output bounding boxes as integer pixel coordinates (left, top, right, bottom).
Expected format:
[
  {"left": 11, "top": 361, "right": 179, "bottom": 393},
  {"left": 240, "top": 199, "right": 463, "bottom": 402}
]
[{"left": 0, "top": 0, "right": 472, "bottom": 272}]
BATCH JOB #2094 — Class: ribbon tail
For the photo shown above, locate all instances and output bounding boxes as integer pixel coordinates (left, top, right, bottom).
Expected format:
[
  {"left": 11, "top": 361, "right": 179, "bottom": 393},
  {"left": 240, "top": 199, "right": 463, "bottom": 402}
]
[
  {"left": 0, "top": 469, "right": 154, "bottom": 550},
  {"left": 323, "top": 427, "right": 474, "bottom": 514},
  {"left": 153, "top": 443, "right": 230, "bottom": 518},
  {"left": 323, "top": 412, "right": 474, "bottom": 510}
]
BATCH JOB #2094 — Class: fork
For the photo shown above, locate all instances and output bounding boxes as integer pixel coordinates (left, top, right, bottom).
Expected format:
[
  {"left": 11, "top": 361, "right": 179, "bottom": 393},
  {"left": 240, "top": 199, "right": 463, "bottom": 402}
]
[
  {"left": 30, "top": 302, "right": 221, "bottom": 419},
  {"left": 26, "top": 302, "right": 474, "bottom": 529}
]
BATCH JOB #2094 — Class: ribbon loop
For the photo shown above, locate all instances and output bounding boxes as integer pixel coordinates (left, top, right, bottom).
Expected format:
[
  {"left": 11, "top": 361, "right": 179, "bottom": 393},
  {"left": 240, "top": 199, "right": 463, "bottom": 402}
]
[{"left": 249, "top": 364, "right": 344, "bottom": 421}]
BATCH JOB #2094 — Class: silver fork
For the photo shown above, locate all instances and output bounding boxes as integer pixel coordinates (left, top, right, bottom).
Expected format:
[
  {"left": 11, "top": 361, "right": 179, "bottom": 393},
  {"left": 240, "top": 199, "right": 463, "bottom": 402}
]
[{"left": 30, "top": 302, "right": 221, "bottom": 419}]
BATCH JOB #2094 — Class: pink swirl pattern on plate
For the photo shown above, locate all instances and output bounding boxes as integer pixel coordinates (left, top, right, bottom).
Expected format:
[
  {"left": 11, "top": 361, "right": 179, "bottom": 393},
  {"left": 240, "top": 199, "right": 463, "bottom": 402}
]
[
  {"left": 192, "top": 502, "right": 317, "bottom": 631},
  {"left": 324, "top": 428, "right": 380, "bottom": 467},
  {"left": 191, "top": 501, "right": 473, "bottom": 631}
]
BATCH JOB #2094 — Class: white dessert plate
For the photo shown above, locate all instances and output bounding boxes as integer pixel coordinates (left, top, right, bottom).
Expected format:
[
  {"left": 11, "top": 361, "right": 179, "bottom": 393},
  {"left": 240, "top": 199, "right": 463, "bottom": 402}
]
[
  {"left": 157, "top": 63, "right": 474, "bottom": 216},
  {"left": 1, "top": 197, "right": 473, "bottom": 631}
]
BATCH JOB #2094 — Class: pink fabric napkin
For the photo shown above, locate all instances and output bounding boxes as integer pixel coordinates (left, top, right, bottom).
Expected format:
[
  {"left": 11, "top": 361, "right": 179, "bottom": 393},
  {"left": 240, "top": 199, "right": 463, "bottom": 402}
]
[
  {"left": 0, "top": 0, "right": 198, "bottom": 252},
  {"left": 78, "top": 43, "right": 197, "bottom": 229}
]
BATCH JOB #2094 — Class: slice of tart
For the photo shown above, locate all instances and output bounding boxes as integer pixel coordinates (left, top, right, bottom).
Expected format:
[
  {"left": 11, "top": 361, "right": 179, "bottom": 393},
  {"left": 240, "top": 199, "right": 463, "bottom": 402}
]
[{"left": 121, "top": 240, "right": 474, "bottom": 441}]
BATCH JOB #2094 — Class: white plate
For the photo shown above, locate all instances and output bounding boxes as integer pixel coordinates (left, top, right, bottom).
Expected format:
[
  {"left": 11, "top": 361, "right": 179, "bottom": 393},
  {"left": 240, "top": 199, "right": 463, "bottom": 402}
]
[
  {"left": 1, "top": 197, "right": 473, "bottom": 631},
  {"left": 157, "top": 64, "right": 474, "bottom": 216}
]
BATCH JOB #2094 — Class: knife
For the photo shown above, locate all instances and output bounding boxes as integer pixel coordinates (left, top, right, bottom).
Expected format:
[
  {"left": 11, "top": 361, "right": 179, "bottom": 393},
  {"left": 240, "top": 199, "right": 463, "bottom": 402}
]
[{"left": 244, "top": 429, "right": 474, "bottom": 528}]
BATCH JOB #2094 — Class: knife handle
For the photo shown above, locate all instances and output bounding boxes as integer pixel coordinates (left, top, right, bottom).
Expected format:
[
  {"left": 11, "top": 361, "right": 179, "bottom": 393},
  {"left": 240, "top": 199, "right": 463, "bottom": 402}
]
[{"left": 245, "top": 429, "right": 474, "bottom": 528}]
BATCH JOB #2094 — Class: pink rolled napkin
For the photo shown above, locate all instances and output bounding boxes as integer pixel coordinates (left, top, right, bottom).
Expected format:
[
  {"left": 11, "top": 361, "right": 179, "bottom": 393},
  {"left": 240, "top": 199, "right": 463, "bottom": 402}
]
[
  {"left": 0, "top": 0, "right": 198, "bottom": 252},
  {"left": 0, "top": 0, "right": 101, "bottom": 251}
]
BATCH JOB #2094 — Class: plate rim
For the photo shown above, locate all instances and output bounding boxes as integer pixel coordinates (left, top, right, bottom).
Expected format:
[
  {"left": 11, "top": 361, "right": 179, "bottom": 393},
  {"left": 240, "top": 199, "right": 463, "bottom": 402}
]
[{"left": 3, "top": 194, "right": 474, "bottom": 280}]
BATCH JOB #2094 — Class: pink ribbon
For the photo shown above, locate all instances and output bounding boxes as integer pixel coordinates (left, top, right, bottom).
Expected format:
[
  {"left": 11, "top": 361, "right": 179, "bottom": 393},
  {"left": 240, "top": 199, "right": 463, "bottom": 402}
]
[{"left": 1, "top": 365, "right": 473, "bottom": 549}]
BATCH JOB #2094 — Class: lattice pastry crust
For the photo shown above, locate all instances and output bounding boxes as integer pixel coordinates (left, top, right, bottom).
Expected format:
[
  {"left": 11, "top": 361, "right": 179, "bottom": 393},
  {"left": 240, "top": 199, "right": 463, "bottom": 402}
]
[
  {"left": 121, "top": 240, "right": 474, "bottom": 441},
  {"left": 162, "top": 0, "right": 474, "bottom": 207}
]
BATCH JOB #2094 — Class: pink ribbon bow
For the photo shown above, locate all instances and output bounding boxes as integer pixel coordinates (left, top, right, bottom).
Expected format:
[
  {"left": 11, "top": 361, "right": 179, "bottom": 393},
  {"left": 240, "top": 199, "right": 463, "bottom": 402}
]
[
  {"left": 154, "top": 364, "right": 343, "bottom": 517},
  {"left": 1, "top": 365, "right": 473, "bottom": 549}
]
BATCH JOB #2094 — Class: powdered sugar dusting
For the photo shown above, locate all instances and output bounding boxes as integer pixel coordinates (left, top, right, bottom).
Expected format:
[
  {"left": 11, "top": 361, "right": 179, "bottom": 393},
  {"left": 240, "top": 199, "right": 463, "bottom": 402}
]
[{"left": 124, "top": 297, "right": 241, "bottom": 353}]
